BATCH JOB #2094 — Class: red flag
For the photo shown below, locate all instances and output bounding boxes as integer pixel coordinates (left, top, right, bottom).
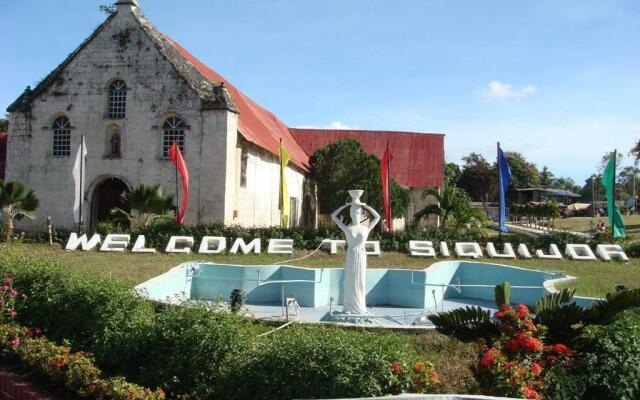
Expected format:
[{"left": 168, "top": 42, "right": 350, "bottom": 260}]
[
  {"left": 168, "top": 142, "right": 189, "bottom": 224},
  {"left": 381, "top": 141, "right": 392, "bottom": 232}
]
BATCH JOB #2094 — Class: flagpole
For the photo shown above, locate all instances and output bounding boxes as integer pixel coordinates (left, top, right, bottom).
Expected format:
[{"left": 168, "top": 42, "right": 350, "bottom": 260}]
[
  {"left": 497, "top": 142, "right": 502, "bottom": 243},
  {"left": 386, "top": 139, "right": 392, "bottom": 235},
  {"left": 280, "top": 138, "right": 284, "bottom": 227},
  {"left": 174, "top": 143, "right": 179, "bottom": 222},
  {"left": 78, "top": 135, "right": 84, "bottom": 234},
  {"left": 612, "top": 149, "right": 617, "bottom": 242}
]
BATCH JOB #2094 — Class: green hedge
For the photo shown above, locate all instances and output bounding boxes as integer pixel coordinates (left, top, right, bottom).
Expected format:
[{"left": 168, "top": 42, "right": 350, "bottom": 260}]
[
  {"left": 0, "top": 254, "right": 436, "bottom": 399},
  {"left": 102, "top": 221, "right": 601, "bottom": 252},
  {"left": 545, "top": 310, "right": 640, "bottom": 399},
  {"left": 3, "top": 220, "right": 611, "bottom": 254}
]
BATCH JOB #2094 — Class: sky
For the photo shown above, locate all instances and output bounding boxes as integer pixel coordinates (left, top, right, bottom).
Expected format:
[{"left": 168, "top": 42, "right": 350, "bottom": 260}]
[{"left": 1, "top": 0, "right": 639, "bottom": 184}]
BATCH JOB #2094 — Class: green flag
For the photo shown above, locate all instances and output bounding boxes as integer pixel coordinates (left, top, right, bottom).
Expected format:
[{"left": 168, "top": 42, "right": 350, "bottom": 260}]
[{"left": 601, "top": 152, "right": 625, "bottom": 238}]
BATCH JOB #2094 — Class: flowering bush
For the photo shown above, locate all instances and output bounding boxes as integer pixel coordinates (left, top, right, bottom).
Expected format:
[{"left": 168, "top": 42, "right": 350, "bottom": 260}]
[
  {"left": 0, "top": 277, "right": 21, "bottom": 323},
  {"left": 0, "top": 323, "right": 164, "bottom": 400},
  {"left": 476, "top": 304, "right": 572, "bottom": 399},
  {"left": 387, "top": 359, "right": 442, "bottom": 394}
]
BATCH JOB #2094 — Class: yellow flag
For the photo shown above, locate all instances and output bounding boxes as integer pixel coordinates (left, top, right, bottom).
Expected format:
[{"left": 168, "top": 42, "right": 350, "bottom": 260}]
[{"left": 279, "top": 141, "right": 291, "bottom": 227}]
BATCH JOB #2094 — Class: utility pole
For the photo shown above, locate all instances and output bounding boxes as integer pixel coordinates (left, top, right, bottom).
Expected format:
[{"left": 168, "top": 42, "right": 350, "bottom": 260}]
[
  {"left": 591, "top": 174, "right": 596, "bottom": 217},
  {"left": 634, "top": 160, "right": 638, "bottom": 214}
]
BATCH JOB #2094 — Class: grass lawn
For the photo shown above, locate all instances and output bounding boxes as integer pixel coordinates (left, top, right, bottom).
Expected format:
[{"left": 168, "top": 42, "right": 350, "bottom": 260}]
[
  {"left": 553, "top": 214, "right": 640, "bottom": 234},
  {"left": 2, "top": 243, "right": 638, "bottom": 298}
]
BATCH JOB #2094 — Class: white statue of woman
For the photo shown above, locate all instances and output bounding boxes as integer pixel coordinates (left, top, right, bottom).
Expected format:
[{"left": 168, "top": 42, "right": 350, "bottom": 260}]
[{"left": 331, "top": 190, "right": 380, "bottom": 315}]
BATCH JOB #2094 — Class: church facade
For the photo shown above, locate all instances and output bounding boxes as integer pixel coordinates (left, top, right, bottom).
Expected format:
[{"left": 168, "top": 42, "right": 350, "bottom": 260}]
[{"left": 5, "top": 0, "right": 443, "bottom": 231}]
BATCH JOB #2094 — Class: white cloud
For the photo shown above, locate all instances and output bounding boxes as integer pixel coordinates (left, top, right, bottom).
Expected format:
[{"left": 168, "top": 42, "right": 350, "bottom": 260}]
[
  {"left": 477, "top": 80, "right": 536, "bottom": 102},
  {"left": 293, "top": 121, "right": 356, "bottom": 129}
]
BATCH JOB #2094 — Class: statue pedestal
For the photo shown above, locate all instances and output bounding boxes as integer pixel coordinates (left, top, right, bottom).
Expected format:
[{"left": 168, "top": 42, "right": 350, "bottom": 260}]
[{"left": 321, "top": 311, "right": 377, "bottom": 325}]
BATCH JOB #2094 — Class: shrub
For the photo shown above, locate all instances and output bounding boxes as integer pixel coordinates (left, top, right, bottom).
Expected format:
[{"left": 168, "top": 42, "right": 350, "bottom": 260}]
[
  {"left": 222, "top": 324, "right": 441, "bottom": 399},
  {"left": 476, "top": 304, "right": 573, "bottom": 399},
  {"left": 0, "top": 323, "right": 165, "bottom": 400},
  {"left": 623, "top": 241, "right": 640, "bottom": 258},
  {"left": 545, "top": 310, "right": 640, "bottom": 400},
  {"left": 0, "top": 255, "right": 441, "bottom": 399},
  {"left": 229, "top": 288, "right": 245, "bottom": 314},
  {"left": 1, "top": 258, "right": 154, "bottom": 350}
]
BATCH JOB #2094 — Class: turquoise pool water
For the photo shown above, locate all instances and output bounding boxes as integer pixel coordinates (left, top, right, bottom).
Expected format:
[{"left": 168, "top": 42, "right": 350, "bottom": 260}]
[{"left": 136, "top": 260, "right": 595, "bottom": 310}]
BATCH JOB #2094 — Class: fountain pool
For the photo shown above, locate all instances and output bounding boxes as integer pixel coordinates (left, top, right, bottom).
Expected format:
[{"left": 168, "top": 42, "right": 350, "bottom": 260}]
[{"left": 135, "top": 260, "right": 596, "bottom": 328}]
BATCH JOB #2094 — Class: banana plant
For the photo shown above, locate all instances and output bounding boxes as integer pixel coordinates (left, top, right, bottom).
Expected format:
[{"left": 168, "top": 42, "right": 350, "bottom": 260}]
[{"left": 0, "top": 180, "right": 40, "bottom": 242}]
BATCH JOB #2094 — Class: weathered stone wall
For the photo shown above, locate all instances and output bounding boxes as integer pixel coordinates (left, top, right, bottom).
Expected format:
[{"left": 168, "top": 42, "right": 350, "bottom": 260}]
[
  {"left": 231, "top": 137, "right": 305, "bottom": 227},
  {"left": 6, "top": 6, "right": 233, "bottom": 229}
]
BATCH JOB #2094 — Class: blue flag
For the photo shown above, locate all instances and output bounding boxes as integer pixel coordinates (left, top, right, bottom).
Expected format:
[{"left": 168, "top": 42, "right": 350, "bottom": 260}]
[{"left": 498, "top": 146, "right": 511, "bottom": 233}]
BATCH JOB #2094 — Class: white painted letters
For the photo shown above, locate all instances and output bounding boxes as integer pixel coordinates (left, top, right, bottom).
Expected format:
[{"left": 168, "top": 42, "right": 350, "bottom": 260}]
[
  {"left": 198, "top": 236, "right": 227, "bottom": 254},
  {"left": 100, "top": 234, "right": 131, "bottom": 252},
  {"left": 455, "top": 242, "right": 483, "bottom": 259},
  {"left": 267, "top": 239, "right": 294, "bottom": 254},
  {"left": 486, "top": 242, "right": 516, "bottom": 259},
  {"left": 565, "top": 244, "right": 596, "bottom": 261},
  {"left": 230, "top": 238, "right": 261, "bottom": 254},
  {"left": 165, "top": 236, "right": 194, "bottom": 253},
  {"left": 596, "top": 244, "right": 629, "bottom": 261},
  {"left": 409, "top": 241, "right": 436, "bottom": 257},
  {"left": 65, "top": 233, "right": 101, "bottom": 251},
  {"left": 131, "top": 235, "right": 156, "bottom": 253}
]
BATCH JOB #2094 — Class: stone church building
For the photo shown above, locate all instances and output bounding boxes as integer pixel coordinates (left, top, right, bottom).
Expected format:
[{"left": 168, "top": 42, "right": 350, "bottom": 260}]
[{"left": 4, "top": 0, "right": 443, "bottom": 230}]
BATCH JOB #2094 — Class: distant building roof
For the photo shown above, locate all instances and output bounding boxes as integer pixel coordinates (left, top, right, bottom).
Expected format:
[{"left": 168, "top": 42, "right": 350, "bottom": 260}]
[
  {"left": 0, "top": 132, "right": 7, "bottom": 180},
  {"left": 289, "top": 128, "right": 444, "bottom": 188},
  {"left": 514, "top": 187, "right": 581, "bottom": 198}
]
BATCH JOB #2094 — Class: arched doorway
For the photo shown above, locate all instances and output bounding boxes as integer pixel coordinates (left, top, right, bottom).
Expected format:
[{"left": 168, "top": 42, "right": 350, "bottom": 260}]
[{"left": 90, "top": 177, "right": 130, "bottom": 230}]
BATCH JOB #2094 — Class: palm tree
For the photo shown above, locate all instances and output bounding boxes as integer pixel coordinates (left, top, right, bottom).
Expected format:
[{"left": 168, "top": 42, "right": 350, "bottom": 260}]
[
  {"left": 112, "top": 184, "right": 174, "bottom": 228},
  {"left": 0, "top": 180, "right": 40, "bottom": 242},
  {"left": 414, "top": 185, "right": 486, "bottom": 231}
]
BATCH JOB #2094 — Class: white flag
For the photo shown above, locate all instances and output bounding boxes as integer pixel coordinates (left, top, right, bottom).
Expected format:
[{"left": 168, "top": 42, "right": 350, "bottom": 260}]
[{"left": 72, "top": 136, "right": 87, "bottom": 224}]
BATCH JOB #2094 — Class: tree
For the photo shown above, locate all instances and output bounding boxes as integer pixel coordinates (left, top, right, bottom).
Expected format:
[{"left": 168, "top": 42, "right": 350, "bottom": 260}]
[
  {"left": 0, "top": 117, "right": 7, "bottom": 132},
  {"left": 631, "top": 140, "right": 640, "bottom": 161},
  {"left": 599, "top": 151, "right": 623, "bottom": 173},
  {"left": 309, "top": 139, "right": 410, "bottom": 218},
  {"left": 617, "top": 166, "right": 639, "bottom": 200},
  {"left": 504, "top": 152, "right": 540, "bottom": 188},
  {"left": 111, "top": 184, "right": 174, "bottom": 228},
  {"left": 414, "top": 185, "right": 486, "bottom": 231},
  {"left": 550, "top": 176, "right": 582, "bottom": 194},
  {"left": 444, "top": 162, "right": 461, "bottom": 187},
  {"left": 580, "top": 175, "right": 605, "bottom": 204},
  {"left": 540, "top": 166, "right": 554, "bottom": 188},
  {"left": 0, "top": 180, "right": 39, "bottom": 242},
  {"left": 457, "top": 153, "right": 497, "bottom": 202}
]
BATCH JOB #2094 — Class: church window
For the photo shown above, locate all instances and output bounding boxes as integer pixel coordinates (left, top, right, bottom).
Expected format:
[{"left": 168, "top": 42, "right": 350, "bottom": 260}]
[
  {"left": 162, "top": 117, "right": 185, "bottom": 157},
  {"left": 240, "top": 146, "right": 248, "bottom": 187},
  {"left": 52, "top": 116, "right": 71, "bottom": 157},
  {"left": 108, "top": 80, "right": 127, "bottom": 119}
]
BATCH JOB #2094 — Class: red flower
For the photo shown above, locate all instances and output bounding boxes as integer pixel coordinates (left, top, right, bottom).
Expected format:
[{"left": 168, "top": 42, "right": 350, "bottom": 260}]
[
  {"left": 10, "top": 337, "right": 20, "bottom": 349},
  {"left": 523, "top": 385, "right": 541, "bottom": 399},
  {"left": 430, "top": 371, "right": 441, "bottom": 385},
  {"left": 479, "top": 348, "right": 501, "bottom": 369},
  {"left": 545, "top": 343, "right": 572, "bottom": 355},
  {"left": 531, "top": 362, "right": 542, "bottom": 375},
  {"left": 516, "top": 304, "right": 529, "bottom": 319},
  {"left": 523, "top": 319, "right": 538, "bottom": 332},
  {"left": 413, "top": 361, "right": 425, "bottom": 372},
  {"left": 391, "top": 361, "right": 401, "bottom": 375},
  {"left": 505, "top": 338, "right": 519, "bottom": 352}
]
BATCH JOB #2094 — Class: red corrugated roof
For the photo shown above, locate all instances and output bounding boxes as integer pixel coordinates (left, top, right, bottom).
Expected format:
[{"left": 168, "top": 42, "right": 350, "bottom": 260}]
[
  {"left": 289, "top": 129, "right": 444, "bottom": 188},
  {"left": 164, "top": 37, "right": 310, "bottom": 171},
  {"left": 0, "top": 132, "right": 7, "bottom": 180}
]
